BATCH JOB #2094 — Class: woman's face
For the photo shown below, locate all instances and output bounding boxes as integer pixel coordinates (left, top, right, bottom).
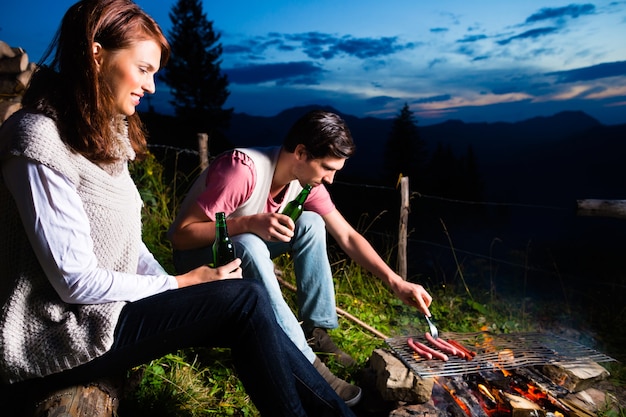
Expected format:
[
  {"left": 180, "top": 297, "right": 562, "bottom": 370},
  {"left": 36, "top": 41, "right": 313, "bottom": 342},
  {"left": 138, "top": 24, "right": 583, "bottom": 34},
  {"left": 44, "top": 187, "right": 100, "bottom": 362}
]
[{"left": 94, "top": 39, "right": 162, "bottom": 116}]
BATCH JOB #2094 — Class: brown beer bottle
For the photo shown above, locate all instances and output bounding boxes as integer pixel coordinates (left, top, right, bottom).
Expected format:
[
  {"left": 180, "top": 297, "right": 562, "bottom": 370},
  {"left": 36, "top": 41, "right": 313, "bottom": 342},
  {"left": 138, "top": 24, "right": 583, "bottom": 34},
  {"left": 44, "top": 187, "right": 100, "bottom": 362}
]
[
  {"left": 281, "top": 184, "right": 312, "bottom": 222},
  {"left": 212, "top": 212, "right": 236, "bottom": 267}
]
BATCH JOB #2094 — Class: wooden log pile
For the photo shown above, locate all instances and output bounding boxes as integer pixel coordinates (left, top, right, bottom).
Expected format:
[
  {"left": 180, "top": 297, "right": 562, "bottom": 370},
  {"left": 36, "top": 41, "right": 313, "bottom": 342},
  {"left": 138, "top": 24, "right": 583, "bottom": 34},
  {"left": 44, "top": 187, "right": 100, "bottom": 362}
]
[
  {"left": 0, "top": 40, "right": 36, "bottom": 124},
  {"left": 371, "top": 351, "right": 626, "bottom": 416}
]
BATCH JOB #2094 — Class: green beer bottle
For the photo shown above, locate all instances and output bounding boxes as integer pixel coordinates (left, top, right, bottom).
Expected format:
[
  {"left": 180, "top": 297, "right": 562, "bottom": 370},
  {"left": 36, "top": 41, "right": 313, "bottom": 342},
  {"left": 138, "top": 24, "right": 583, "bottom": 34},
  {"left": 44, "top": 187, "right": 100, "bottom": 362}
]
[
  {"left": 281, "top": 184, "right": 312, "bottom": 222},
  {"left": 212, "top": 212, "right": 236, "bottom": 267}
]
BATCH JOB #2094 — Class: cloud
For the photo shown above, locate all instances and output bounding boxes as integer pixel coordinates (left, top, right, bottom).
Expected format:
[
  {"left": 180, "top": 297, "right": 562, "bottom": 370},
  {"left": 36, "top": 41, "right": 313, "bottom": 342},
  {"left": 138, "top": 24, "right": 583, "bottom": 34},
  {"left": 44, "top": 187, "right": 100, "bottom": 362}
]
[
  {"left": 412, "top": 94, "right": 452, "bottom": 104},
  {"left": 524, "top": 3, "right": 596, "bottom": 24},
  {"left": 428, "top": 58, "right": 447, "bottom": 69},
  {"left": 288, "top": 32, "right": 417, "bottom": 60},
  {"left": 335, "top": 36, "right": 416, "bottom": 59},
  {"left": 546, "top": 61, "right": 626, "bottom": 83},
  {"left": 457, "top": 34, "right": 488, "bottom": 43},
  {"left": 224, "top": 31, "right": 417, "bottom": 61},
  {"left": 496, "top": 27, "right": 560, "bottom": 45},
  {"left": 225, "top": 62, "right": 325, "bottom": 85},
  {"left": 489, "top": 4, "right": 596, "bottom": 48},
  {"left": 365, "top": 96, "right": 397, "bottom": 107}
]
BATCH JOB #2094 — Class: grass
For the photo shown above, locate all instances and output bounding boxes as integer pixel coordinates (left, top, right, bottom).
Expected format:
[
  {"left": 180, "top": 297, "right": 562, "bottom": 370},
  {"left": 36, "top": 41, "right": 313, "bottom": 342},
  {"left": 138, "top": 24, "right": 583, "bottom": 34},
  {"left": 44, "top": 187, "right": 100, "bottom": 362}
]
[{"left": 122, "top": 152, "right": 626, "bottom": 416}]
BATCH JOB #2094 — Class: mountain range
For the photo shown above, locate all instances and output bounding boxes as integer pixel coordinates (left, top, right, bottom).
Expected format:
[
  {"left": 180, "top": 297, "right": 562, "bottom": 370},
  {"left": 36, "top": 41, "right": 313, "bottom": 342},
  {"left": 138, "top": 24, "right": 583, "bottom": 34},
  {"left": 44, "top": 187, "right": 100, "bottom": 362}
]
[{"left": 217, "top": 106, "right": 626, "bottom": 205}]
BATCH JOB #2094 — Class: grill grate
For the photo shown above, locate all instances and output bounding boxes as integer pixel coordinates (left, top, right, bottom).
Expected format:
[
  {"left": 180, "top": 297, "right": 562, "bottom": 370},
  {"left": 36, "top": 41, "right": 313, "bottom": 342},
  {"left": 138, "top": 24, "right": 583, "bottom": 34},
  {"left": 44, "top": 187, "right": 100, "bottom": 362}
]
[{"left": 386, "top": 331, "right": 616, "bottom": 378}]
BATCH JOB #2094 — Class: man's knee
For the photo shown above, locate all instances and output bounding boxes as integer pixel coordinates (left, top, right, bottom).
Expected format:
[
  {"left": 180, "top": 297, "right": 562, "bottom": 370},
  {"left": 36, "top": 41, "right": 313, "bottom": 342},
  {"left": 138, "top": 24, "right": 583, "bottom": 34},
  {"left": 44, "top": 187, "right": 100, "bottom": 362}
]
[
  {"left": 296, "top": 212, "right": 326, "bottom": 237},
  {"left": 233, "top": 233, "right": 270, "bottom": 258}
]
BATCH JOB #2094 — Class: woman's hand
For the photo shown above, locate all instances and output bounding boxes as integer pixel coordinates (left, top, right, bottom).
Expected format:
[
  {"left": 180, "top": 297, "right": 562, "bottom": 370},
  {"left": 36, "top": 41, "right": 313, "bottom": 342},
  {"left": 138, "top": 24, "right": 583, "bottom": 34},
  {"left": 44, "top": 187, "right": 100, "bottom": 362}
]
[{"left": 175, "top": 258, "right": 242, "bottom": 288}]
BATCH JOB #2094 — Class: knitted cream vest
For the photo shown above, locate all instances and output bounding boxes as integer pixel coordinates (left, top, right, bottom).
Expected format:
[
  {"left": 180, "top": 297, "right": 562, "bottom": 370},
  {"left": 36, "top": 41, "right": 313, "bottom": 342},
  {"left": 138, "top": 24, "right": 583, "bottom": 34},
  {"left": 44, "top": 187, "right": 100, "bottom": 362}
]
[
  {"left": 230, "top": 146, "right": 303, "bottom": 218},
  {"left": 0, "top": 111, "right": 142, "bottom": 383}
]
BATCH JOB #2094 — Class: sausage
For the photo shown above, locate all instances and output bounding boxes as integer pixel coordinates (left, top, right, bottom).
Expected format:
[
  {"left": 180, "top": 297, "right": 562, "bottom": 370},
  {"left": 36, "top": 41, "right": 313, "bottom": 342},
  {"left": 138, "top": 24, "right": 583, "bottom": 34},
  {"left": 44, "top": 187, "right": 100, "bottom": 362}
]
[
  {"left": 446, "top": 339, "right": 477, "bottom": 359},
  {"left": 424, "top": 332, "right": 462, "bottom": 358},
  {"left": 412, "top": 339, "right": 449, "bottom": 361},
  {"left": 407, "top": 337, "right": 432, "bottom": 359}
]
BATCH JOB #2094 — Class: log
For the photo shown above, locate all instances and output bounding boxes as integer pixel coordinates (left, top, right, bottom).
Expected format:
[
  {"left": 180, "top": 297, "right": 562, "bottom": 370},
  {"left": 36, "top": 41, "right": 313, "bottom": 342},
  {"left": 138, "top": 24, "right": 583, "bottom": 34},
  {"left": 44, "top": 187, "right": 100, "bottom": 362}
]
[
  {"left": 0, "top": 99, "right": 21, "bottom": 123},
  {"left": 0, "top": 51, "right": 29, "bottom": 74},
  {"left": 502, "top": 392, "right": 545, "bottom": 417},
  {"left": 0, "top": 75, "right": 20, "bottom": 95},
  {"left": 16, "top": 62, "right": 37, "bottom": 89},
  {"left": 576, "top": 199, "right": 626, "bottom": 219},
  {"left": 1, "top": 376, "right": 123, "bottom": 417},
  {"left": 542, "top": 360, "right": 609, "bottom": 392},
  {"left": 0, "top": 40, "right": 17, "bottom": 59},
  {"left": 32, "top": 382, "right": 120, "bottom": 417}
]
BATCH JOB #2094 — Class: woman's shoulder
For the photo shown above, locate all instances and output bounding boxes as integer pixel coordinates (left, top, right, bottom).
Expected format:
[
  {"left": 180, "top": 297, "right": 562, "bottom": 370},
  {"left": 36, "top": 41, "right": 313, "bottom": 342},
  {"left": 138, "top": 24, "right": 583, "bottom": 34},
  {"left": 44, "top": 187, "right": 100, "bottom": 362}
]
[
  {"left": 1, "top": 109, "right": 58, "bottom": 142},
  {"left": 1, "top": 110, "right": 61, "bottom": 156}
]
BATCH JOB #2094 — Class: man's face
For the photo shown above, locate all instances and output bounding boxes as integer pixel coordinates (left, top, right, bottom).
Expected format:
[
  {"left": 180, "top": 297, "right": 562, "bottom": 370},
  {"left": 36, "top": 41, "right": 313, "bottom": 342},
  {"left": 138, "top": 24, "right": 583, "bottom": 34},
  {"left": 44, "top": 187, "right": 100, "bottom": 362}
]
[{"left": 296, "top": 153, "right": 346, "bottom": 187}]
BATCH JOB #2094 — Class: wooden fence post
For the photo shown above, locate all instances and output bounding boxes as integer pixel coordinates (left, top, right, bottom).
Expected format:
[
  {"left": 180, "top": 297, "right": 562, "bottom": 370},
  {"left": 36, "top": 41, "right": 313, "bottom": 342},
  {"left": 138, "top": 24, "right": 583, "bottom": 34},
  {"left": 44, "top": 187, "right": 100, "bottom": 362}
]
[
  {"left": 197, "top": 133, "right": 209, "bottom": 170},
  {"left": 576, "top": 199, "right": 626, "bottom": 219},
  {"left": 397, "top": 176, "right": 409, "bottom": 279}
]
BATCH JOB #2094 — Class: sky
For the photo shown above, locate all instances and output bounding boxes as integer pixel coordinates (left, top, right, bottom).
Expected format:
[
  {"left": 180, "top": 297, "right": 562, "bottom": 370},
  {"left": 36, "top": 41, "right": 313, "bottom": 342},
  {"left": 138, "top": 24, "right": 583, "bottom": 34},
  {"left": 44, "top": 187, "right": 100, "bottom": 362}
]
[{"left": 1, "top": 1, "right": 626, "bottom": 125}]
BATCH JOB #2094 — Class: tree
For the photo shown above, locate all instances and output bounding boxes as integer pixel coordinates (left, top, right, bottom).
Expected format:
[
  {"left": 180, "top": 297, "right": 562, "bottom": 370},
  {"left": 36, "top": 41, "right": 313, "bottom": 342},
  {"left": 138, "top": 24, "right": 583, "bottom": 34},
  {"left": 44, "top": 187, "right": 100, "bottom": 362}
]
[
  {"left": 163, "top": 0, "right": 233, "bottom": 152},
  {"left": 383, "top": 103, "right": 428, "bottom": 189}
]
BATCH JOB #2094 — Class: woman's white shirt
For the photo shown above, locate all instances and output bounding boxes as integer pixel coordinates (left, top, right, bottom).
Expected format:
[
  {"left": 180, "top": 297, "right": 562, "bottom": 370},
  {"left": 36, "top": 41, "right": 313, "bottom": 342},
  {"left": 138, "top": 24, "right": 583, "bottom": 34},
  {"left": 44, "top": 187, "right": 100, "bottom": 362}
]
[{"left": 2, "top": 157, "right": 178, "bottom": 304}]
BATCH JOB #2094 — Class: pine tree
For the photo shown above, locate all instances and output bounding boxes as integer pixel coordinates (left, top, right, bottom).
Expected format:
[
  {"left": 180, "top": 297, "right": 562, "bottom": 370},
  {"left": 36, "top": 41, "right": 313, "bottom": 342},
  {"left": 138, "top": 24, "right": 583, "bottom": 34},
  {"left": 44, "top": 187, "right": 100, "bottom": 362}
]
[
  {"left": 383, "top": 103, "right": 428, "bottom": 189},
  {"left": 163, "top": 0, "right": 233, "bottom": 151}
]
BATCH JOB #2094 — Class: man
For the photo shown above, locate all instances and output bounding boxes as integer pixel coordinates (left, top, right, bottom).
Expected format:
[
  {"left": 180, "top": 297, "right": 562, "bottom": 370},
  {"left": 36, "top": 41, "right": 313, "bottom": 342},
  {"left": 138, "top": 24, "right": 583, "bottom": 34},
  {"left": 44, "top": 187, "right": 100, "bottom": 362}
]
[{"left": 168, "top": 110, "right": 432, "bottom": 401}]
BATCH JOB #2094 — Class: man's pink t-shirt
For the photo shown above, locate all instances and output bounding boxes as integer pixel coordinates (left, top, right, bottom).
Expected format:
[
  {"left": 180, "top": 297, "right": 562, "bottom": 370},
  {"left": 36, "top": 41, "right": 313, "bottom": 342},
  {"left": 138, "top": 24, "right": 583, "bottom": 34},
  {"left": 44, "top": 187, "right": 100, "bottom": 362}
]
[{"left": 196, "top": 149, "right": 335, "bottom": 220}]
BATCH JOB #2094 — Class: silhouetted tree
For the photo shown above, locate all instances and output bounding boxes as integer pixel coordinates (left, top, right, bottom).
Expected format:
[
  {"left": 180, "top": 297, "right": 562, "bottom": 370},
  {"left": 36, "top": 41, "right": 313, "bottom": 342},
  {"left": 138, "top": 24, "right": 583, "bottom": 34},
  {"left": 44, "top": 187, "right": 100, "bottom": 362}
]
[
  {"left": 425, "top": 142, "right": 459, "bottom": 197},
  {"left": 425, "top": 142, "right": 483, "bottom": 203},
  {"left": 163, "top": 0, "right": 233, "bottom": 152},
  {"left": 458, "top": 145, "right": 484, "bottom": 201},
  {"left": 383, "top": 103, "right": 428, "bottom": 189}
]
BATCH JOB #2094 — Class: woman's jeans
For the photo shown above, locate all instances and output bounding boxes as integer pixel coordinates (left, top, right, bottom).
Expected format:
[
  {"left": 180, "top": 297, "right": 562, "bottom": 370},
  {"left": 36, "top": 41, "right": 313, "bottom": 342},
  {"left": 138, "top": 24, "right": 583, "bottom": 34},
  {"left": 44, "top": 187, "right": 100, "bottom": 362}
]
[
  {"left": 3, "top": 280, "right": 354, "bottom": 417},
  {"left": 173, "top": 212, "right": 339, "bottom": 364}
]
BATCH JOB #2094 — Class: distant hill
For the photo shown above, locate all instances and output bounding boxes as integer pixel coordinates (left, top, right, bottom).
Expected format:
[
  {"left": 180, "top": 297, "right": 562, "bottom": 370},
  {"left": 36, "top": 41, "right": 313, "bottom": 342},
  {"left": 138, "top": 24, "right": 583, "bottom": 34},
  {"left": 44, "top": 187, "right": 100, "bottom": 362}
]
[
  {"left": 141, "top": 106, "right": 626, "bottom": 205},
  {"left": 217, "top": 107, "right": 625, "bottom": 204}
]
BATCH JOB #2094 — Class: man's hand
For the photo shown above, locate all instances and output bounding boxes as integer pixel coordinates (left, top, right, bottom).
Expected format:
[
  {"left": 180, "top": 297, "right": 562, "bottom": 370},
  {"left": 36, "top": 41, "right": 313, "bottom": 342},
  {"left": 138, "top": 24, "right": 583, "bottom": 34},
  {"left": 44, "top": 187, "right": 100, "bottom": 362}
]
[
  {"left": 389, "top": 276, "right": 433, "bottom": 316},
  {"left": 247, "top": 212, "right": 296, "bottom": 242}
]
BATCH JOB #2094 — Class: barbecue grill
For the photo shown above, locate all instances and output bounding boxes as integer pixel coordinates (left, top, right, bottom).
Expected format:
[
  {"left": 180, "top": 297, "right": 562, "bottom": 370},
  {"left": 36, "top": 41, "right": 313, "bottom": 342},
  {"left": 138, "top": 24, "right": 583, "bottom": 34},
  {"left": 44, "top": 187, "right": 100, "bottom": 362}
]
[{"left": 386, "top": 331, "right": 616, "bottom": 378}]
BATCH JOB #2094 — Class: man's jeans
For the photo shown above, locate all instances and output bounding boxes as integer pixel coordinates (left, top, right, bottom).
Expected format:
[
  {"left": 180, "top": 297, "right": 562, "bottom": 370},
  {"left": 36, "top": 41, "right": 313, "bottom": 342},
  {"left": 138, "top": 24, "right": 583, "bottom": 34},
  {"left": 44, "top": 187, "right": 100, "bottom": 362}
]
[{"left": 173, "top": 212, "right": 338, "bottom": 363}]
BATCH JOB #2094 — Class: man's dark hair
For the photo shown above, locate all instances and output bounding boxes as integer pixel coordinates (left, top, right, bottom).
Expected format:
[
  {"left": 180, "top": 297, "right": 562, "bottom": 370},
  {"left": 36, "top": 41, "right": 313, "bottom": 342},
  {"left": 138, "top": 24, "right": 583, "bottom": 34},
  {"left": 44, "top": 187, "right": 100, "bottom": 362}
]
[{"left": 283, "top": 110, "right": 356, "bottom": 159}]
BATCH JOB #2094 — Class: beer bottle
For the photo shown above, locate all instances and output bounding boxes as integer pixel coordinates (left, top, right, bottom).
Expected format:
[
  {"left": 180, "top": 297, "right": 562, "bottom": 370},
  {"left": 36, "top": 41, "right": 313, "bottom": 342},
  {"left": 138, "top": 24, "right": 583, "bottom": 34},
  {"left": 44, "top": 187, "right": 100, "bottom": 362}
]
[
  {"left": 282, "top": 184, "right": 312, "bottom": 222},
  {"left": 212, "top": 212, "right": 236, "bottom": 267}
]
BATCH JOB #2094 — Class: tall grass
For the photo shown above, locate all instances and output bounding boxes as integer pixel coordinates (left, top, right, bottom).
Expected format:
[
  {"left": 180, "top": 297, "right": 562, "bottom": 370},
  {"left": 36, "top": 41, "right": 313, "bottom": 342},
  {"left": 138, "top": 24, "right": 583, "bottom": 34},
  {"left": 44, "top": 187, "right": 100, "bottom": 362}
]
[{"left": 124, "top": 153, "right": 625, "bottom": 416}]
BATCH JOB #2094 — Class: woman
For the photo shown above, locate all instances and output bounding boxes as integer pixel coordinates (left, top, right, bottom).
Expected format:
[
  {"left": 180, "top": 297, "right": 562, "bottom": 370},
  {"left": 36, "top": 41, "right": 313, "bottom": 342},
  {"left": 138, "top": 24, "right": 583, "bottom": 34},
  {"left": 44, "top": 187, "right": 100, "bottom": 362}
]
[{"left": 0, "top": 1, "right": 357, "bottom": 415}]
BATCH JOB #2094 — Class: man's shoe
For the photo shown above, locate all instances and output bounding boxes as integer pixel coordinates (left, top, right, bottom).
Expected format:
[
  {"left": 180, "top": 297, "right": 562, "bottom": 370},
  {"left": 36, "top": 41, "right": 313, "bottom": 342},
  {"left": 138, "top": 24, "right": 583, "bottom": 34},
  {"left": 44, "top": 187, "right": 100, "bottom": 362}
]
[
  {"left": 307, "top": 328, "right": 357, "bottom": 367},
  {"left": 313, "top": 357, "right": 362, "bottom": 407}
]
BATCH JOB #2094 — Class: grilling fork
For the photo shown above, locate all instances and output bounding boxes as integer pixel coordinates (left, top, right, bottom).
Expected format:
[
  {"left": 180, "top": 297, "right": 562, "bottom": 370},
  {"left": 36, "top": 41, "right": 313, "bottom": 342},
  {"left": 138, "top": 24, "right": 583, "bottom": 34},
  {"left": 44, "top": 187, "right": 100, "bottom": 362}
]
[{"left": 425, "top": 315, "right": 439, "bottom": 339}]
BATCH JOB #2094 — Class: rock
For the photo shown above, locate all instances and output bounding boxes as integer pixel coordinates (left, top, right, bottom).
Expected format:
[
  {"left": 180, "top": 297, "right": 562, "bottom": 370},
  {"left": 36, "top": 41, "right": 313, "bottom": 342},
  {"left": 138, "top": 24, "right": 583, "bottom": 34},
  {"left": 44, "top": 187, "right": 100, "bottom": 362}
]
[{"left": 369, "top": 348, "right": 434, "bottom": 403}]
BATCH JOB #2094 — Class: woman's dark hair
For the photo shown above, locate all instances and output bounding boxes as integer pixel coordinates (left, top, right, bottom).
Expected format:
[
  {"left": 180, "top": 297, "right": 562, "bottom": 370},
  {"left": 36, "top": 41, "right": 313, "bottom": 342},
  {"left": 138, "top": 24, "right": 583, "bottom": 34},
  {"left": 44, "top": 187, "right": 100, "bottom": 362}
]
[
  {"left": 283, "top": 110, "right": 356, "bottom": 160},
  {"left": 22, "top": 0, "right": 170, "bottom": 162}
]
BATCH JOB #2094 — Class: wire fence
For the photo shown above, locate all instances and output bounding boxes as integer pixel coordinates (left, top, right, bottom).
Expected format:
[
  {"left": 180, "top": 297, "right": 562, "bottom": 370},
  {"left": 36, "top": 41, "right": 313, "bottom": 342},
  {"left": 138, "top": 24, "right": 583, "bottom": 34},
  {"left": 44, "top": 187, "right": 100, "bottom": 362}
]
[{"left": 147, "top": 143, "right": 626, "bottom": 305}]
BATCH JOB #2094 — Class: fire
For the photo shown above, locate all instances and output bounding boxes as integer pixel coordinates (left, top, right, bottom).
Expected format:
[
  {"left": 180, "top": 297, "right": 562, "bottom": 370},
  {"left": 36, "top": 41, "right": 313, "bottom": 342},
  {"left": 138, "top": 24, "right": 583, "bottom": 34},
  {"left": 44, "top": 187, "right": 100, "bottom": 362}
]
[{"left": 435, "top": 377, "right": 474, "bottom": 416}]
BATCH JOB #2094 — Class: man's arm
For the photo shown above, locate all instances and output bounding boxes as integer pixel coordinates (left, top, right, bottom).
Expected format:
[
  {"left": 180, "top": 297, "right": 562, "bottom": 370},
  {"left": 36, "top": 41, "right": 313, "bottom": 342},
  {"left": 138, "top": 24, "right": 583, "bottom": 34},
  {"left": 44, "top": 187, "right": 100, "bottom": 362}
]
[{"left": 323, "top": 208, "right": 432, "bottom": 315}]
